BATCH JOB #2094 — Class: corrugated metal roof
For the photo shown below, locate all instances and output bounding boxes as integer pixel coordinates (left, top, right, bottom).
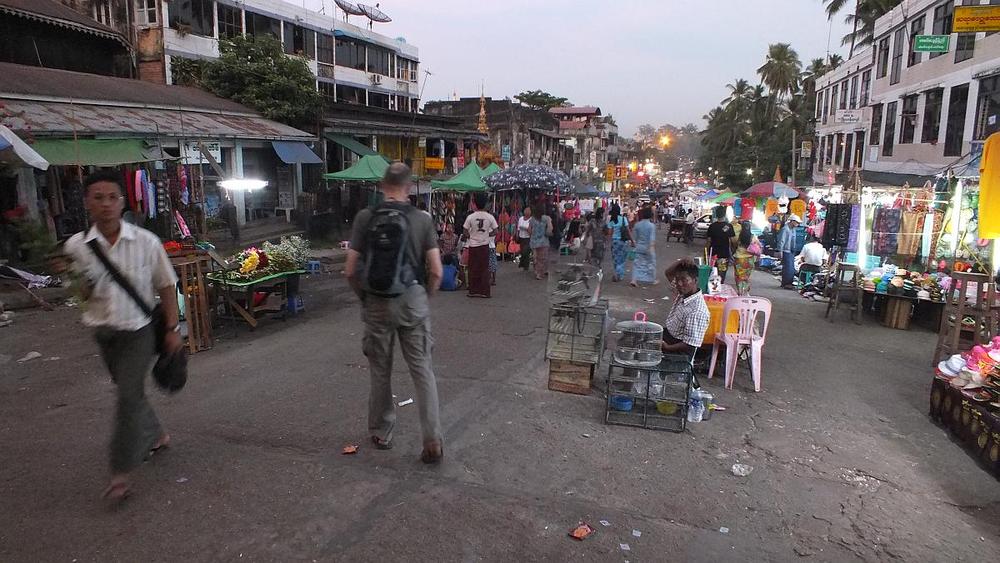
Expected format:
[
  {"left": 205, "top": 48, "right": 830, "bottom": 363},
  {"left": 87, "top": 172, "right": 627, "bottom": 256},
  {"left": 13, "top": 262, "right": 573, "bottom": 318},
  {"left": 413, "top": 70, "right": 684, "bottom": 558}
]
[
  {"left": 2, "top": 99, "right": 315, "bottom": 142},
  {"left": 549, "top": 106, "right": 601, "bottom": 115},
  {"left": 0, "top": 0, "right": 127, "bottom": 44},
  {"left": 0, "top": 62, "right": 251, "bottom": 113}
]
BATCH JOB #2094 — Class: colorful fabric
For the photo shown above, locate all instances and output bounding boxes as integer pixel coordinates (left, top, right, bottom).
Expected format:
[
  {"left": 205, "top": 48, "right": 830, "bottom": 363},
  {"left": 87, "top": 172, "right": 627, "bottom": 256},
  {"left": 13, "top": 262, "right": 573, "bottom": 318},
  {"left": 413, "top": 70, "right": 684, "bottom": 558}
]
[
  {"left": 467, "top": 245, "right": 491, "bottom": 297},
  {"left": 533, "top": 244, "right": 549, "bottom": 278},
  {"left": 790, "top": 199, "right": 806, "bottom": 219},
  {"left": 631, "top": 219, "right": 657, "bottom": 284},
  {"left": 733, "top": 254, "right": 756, "bottom": 296},
  {"left": 896, "top": 211, "right": 926, "bottom": 257},
  {"left": 871, "top": 208, "right": 902, "bottom": 257},
  {"left": 611, "top": 239, "right": 628, "bottom": 280},
  {"left": 980, "top": 133, "right": 1000, "bottom": 238}
]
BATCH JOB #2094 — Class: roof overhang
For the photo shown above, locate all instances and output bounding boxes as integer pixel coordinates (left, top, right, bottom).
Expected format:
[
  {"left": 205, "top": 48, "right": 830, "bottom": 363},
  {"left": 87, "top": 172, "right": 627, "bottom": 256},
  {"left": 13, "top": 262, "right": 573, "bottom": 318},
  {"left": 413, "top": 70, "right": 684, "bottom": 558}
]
[
  {"left": 323, "top": 118, "right": 486, "bottom": 140},
  {"left": 0, "top": 3, "right": 130, "bottom": 49}
]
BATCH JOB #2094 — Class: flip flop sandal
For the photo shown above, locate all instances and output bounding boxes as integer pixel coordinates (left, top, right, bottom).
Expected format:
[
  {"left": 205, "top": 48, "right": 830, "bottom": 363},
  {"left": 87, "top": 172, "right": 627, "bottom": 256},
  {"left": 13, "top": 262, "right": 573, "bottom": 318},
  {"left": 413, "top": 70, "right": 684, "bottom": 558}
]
[
  {"left": 371, "top": 436, "right": 393, "bottom": 450},
  {"left": 102, "top": 482, "right": 131, "bottom": 502},
  {"left": 420, "top": 445, "right": 443, "bottom": 465}
]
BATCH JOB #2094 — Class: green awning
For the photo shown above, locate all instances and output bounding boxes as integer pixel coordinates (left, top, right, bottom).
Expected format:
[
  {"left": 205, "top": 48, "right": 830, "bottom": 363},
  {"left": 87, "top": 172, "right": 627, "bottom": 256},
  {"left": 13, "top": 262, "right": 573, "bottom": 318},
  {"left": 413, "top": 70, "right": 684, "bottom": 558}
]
[
  {"left": 430, "top": 162, "right": 488, "bottom": 192},
  {"left": 322, "top": 154, "right": 389, "bottom": 182},
  {"left": 30, "top": 138, "right": 160, "bottom": 166},
  {"left": 481, "top": 162, "right": 502, "bottom": 177},
  {"left": 324, "top": 133, "right": 387, "bottom": 160}
]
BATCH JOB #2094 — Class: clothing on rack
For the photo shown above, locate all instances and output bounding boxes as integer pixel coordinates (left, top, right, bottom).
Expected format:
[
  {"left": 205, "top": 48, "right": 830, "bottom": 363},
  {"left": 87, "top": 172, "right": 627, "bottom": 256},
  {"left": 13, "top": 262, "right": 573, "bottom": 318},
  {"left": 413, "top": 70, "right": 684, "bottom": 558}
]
[
  {"left": 980, "top": 132, "right": 999, "bottom": 238},
  {"left": 871, "top": 207, "right": 901, "bottom": 257},
  {"left": 847, "top": 204, "right": 860, "bottom": 252},
  {"left": 821, "top": 203, "right": 853, "bottom": 248},
  {"left": 896, "top": 210, "right": 926, "bottom": 257}
]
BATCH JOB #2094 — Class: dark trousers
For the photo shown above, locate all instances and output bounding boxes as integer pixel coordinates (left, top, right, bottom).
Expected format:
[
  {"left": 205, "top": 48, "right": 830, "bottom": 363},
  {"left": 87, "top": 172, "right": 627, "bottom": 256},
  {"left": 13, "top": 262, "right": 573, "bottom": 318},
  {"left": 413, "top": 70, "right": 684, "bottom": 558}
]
[
  {"left": 781, "top": 251, "right": 796, "bottom": 287},
  {"left": 518, "top": 237, "right": 532, "bottom": 270},
  {"left": 798, "top": 263, "right": 821, "bottom": 284},
  {"left": 95, "top": 325, "right": 161, "bottom": 474}
]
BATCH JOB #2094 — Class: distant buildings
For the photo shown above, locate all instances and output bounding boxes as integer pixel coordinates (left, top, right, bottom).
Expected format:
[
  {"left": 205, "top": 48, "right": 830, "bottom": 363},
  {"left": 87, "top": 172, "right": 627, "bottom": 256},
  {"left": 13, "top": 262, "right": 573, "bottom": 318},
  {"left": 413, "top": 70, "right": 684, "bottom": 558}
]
[{"left": 549, "top": 106, "right": 621, "bottom": 178}]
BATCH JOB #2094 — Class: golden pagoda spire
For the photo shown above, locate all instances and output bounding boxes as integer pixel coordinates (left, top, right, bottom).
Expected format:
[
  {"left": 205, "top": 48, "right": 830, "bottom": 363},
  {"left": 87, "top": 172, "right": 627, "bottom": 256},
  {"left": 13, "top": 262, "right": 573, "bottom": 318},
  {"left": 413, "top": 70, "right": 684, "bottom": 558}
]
[{"left": 477, "top": 81, "right": 489, "bottom": 134}]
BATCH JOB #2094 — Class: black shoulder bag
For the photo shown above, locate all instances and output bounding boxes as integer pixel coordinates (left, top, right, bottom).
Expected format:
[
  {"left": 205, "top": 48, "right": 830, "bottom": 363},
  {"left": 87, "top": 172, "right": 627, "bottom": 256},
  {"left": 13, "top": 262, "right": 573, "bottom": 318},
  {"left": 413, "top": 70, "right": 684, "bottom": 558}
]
[{"left": 86, "top": 239, "right": 187, "bottom": 393}]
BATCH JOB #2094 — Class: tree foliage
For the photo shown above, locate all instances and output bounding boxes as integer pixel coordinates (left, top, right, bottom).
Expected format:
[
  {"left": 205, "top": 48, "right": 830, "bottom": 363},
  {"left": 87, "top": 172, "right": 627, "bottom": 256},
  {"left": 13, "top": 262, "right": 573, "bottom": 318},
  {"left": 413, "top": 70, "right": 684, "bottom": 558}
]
[
  {"left": 514, "top": 90, "right": 570, "bottom": 110},
  {"left": 826, "top": 0, "right": 903, "bottom": 56},
  {"left": 200, "top": 35, "right": 321, "bottom": 127}
]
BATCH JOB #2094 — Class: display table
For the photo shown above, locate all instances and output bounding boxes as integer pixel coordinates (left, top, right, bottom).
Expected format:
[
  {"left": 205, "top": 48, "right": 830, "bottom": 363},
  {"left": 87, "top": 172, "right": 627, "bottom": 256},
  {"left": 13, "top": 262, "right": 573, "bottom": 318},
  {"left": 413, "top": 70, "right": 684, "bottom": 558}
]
[
  {"left": 864, "top": 289, "right": 946, "bottom": 331},
  {"left": 206, "top": 270, "right": 305, "bottom": 330},
  {"left": 929, "top": 376, "right": 1000, "bottom": 479}
]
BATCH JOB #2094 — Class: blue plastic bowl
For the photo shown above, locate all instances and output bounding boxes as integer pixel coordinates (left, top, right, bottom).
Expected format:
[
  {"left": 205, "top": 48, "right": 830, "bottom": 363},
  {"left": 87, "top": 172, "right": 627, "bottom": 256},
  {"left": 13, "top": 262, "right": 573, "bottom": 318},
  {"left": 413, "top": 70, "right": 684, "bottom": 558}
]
[{"left": 611, "top": 395, "right": 634, "bottom": 412}]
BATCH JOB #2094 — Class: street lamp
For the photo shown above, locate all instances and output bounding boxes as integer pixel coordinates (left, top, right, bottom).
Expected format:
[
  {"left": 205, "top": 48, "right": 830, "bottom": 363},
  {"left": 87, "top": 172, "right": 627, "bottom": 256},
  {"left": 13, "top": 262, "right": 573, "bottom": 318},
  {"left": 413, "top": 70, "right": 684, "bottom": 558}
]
[
  {"left": 659, "top": 134, "right": 671, "bottom": 147},
  {"left": 746, "top": 168, "right": 754, "bottom": 177}
]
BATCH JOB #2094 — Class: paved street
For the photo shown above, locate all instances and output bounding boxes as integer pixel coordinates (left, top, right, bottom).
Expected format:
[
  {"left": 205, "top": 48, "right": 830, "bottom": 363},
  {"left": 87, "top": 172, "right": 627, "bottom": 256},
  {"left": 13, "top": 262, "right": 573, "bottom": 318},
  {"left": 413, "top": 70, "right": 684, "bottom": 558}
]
[{"left": 2, "top": 232, "right": 999, "bottom": 562}]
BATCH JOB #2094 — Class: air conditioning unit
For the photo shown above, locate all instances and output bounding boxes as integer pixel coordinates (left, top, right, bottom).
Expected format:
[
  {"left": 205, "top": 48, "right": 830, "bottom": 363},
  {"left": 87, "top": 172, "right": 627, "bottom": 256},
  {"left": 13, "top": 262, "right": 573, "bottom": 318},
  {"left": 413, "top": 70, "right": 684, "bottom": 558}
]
[{"left": 370, "top": 74, "right": 382, "bottom": 85}]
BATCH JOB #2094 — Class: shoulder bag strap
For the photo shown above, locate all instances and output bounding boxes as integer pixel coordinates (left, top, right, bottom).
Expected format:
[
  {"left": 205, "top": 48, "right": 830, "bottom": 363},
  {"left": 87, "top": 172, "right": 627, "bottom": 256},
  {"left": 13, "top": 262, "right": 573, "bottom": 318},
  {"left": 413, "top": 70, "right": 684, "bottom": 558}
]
[{"left": 86, "top": 238, "right": 154, "bottom": 316}]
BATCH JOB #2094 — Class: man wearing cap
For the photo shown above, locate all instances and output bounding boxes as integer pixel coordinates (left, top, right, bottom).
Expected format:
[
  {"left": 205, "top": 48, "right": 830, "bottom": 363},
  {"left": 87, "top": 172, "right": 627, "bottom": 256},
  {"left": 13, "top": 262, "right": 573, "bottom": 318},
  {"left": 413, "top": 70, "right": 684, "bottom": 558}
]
[{"left": 777, "top": 214, "right": 801, "bottom": 289}]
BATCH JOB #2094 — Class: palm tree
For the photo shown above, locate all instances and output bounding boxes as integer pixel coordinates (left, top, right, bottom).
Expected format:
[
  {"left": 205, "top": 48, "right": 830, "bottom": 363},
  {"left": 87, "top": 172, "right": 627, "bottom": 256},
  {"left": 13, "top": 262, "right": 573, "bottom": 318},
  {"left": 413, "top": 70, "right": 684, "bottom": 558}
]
[
  {"left": 825, "top": 0, "right": 902, "bottom": 58},
  {"left": 827, "top": 54, "right": 844, "bottom": 70},
  {"left": 757, "top": 43, "right": 802, "bottom": 101}
]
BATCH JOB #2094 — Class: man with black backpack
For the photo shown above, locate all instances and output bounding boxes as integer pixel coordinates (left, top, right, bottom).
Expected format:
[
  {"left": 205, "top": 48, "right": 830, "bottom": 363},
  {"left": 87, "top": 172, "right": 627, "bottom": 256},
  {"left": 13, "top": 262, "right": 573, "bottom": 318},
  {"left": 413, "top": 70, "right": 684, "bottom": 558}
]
[
  {"left": 61, "top": 170, "right": 182, "bottom": 502},
  {"left": 345, "top": 162, "right": 445, "bottom": 464}
]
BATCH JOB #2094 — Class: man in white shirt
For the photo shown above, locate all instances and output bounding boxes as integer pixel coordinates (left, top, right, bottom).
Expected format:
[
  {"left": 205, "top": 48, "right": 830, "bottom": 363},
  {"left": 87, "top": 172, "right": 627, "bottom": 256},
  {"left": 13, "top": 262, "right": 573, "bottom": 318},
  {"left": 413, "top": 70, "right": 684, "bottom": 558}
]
[
  {"left": 684, "top": 207, "right": 697, "bottom": 243},
  {"left": 796, "top": 235, "right": 828, "bottom": 284},
  {"left": 462, "top": 193, "right": 499, "bottom": 298},
  {"left": 61, "top": 170, "right": 181, "bottom": 502}
]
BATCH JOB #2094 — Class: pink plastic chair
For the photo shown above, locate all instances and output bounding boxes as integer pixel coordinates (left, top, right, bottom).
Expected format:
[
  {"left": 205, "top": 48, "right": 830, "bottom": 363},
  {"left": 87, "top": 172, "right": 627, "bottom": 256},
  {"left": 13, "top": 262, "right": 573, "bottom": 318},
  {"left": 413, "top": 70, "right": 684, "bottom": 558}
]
[{"left": 707, "top": 296, "right": 772, "bottom": 392}]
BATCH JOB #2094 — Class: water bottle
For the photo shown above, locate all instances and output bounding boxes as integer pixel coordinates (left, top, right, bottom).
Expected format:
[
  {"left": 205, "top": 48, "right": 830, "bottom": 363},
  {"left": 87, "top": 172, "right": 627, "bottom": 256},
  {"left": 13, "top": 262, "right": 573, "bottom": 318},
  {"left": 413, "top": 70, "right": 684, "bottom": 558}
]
[
  {"left": 700, "top": 392, "right": 714, "bottom": 420},
  {"left": 687, "top": 389, "right": 704, "bottom": 422}
]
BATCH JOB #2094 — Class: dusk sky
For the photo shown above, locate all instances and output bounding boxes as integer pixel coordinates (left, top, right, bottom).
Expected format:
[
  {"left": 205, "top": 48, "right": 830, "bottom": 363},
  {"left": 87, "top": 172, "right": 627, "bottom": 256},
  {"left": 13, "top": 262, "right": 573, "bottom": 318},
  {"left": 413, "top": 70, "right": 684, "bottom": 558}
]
[{"left": 289, "top": 0, "right": 853, "bottom": 136}]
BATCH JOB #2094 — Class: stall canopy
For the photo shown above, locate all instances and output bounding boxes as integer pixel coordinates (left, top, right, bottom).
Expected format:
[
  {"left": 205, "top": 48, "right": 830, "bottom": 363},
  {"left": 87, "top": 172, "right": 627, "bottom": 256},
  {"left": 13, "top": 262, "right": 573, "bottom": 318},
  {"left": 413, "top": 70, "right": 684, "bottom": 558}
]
[
  {"left": 481, "top": 162, "right": 502, "bottom": 177},
  {"left": 324, "top": 133, "right": 387, "bottom": 160},
  {"left": 272, "top": 141, "right": 323, "bottom": 165},
  {"left": 30, "top": 138, "right": 165, "bottom": 166},
  {"left": 742, "top": 181, "right": 803, "bottom": 199},
  {"left": 0, "top": 124, "right": 48, "bottom": 169},
  {"left": 322, "top": 154, "right": 389, "bottom": 182},
  {"left": 431, "top": 162, "right": 487, "bottom": 192}
]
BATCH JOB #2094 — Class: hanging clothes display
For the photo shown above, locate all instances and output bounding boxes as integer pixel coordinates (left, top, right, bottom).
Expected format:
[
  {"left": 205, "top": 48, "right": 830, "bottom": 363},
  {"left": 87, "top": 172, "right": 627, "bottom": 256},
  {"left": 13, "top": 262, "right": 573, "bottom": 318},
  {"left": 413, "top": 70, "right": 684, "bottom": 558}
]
[
  {"left": 980, "top": 132, "right": 1000, "bottom": 238},
  {"left": 871, "top": 207, "right": 902, "bottom": 257},
  {"left": 896, "top": 210, "right": 926, "bottom": 257},
  {"left": 821, "top": 203, "right": 853, "bottom": 248},
  {"left": 928, "top": 209, "right": 945, "bottom": 261},
  {"left": 847, "top": 204, "right": 861, "bottom": 252},
  {"left": 179, "top": 165, "right": 190, "bottom": 205},
  {"left": 789, "top": 198, "right": 806, "bottom": 220},
  {"left": 764, "top": 198, "right": 779, "bottom": 218}
]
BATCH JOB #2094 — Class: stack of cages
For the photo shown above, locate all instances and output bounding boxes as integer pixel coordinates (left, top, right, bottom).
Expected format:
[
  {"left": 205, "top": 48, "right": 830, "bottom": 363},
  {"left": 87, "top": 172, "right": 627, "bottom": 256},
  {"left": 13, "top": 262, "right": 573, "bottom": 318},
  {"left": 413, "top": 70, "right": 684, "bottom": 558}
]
[
  {"left": 546, "top": 298, "right": 610, "bottom": 365},
  {"left": 606, "top": 355, "right": 693, "bottom": 432},
  {"left": 549, "top": 263, "right": 603, "bottom": 307}
]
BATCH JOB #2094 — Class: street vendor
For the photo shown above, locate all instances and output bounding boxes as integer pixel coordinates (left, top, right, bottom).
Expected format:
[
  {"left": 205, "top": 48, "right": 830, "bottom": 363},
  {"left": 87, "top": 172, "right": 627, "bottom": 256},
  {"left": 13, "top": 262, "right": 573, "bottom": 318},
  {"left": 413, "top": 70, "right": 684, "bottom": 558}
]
[{"left": 661, "top": 258, "right": 711, "bottom": 358}]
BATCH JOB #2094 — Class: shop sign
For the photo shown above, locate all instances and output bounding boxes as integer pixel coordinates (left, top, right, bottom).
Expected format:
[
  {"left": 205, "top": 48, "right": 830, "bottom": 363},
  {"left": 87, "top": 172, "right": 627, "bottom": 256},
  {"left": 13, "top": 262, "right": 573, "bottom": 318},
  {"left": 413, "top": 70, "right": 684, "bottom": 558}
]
[
  {"left": 836, "top": 110, "right": 864, "bottom": 124},
  {"left": 457, "top": 148, "right": 465, "bottom": 170},
  {"left": 181, "top": 141, "right": 221, "bottom": 165},
  {"left": 953, "top": 6, "right": 1000, "bottom": 33},
  {"left": 588, "top": 150, "right": 597, "bottom": 168},
  {"left": 605, "top": 164, "right": 614, "bottom": 182},
  {"left": 425, "top": 157, "right": 444, "bottom": 170},
  {"left": 418, "top": 137, "right": 427, "bottom": 148},
  {"left": 913, "top": 35, "right": 950, "bottom": 53},
  {"left": 501, "top": 144, "right": 511, "bottom": 161}
]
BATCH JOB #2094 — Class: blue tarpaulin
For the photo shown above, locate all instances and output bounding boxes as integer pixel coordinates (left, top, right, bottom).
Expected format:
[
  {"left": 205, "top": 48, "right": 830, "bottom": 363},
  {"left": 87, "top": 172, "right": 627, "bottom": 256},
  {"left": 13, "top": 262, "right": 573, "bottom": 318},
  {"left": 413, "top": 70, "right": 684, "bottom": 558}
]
[{"left": 272, "top": 141, "right": 323, "bottom": 165}]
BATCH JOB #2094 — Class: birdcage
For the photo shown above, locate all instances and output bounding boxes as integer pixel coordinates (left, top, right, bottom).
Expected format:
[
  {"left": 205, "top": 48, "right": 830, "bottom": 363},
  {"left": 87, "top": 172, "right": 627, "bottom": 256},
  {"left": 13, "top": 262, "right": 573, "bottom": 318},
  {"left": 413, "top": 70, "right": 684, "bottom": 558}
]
[
  {"left": 546, "top": 299, "right": 609, "bottom": 365},
  {"left": 606, "top": 355, "right": 693, "bottom": 432},
  {"left": 549, "top": 263, "right": 603, "bottom": 307},
  {"left": 613, "top": 312, "right": 663, "bottom": 367}
]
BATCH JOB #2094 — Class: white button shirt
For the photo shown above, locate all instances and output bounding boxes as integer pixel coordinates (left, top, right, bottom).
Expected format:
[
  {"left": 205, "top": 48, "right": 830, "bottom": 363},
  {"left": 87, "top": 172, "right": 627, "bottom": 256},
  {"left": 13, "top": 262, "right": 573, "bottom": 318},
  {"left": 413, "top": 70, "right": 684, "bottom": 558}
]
[{"left": 64, "top": 222, "right": 178, "bottom": 331}]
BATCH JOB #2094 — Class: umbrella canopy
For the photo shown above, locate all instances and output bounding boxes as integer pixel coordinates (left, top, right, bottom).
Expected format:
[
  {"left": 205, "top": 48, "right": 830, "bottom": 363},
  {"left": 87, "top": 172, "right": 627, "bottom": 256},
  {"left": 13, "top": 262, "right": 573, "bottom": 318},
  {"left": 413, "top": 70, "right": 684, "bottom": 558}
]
[
  {"left": 0, "top": 125, "right": 49, "bottom": 170},
  {"left": 430, "top": 162, "right": 488, "bottom": 192},
  {"left": 322, "top": 155, "right": 388, "bottom": 182},
  {"left": 678, "top": 190, "right": 697, "bottom": 198},
  {"left": 742, "top": 181, "right": 804, "bottom": 199},
  {"left": 485, "top": 164, "right": 570, "bottom": 192},
  {"left": 710, "top": 191, "right": 739, "bottom": 204},
  {"left": 481, "top": 162, "right": 502, "bottom": 177},
  {"left": 697, "top": 189, "right": 720, "bottom": 201}
]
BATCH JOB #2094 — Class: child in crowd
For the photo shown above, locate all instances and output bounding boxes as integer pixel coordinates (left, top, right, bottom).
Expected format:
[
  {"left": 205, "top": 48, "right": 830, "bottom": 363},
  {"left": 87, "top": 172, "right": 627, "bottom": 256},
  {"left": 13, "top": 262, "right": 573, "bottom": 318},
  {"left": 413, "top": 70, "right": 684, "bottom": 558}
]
[{"left": 441, "top": 254, "right": 461, "bottom": 291}]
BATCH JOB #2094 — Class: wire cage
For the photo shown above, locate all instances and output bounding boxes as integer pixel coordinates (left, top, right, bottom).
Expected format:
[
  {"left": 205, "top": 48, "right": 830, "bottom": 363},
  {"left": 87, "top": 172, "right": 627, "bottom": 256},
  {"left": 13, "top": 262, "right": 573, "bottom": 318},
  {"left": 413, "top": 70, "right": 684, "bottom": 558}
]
[
  {"left": 606, "top": 355, "right": 693, "bottom": 432},
  {"left": 549, "top": 263, "right": 603, "bottom": 307},
  {"left": 613, "top": 312, "right": 664, "bottom": 367},
  {"left": 546, "top": 299, "right": 609, "bottom": 365}
]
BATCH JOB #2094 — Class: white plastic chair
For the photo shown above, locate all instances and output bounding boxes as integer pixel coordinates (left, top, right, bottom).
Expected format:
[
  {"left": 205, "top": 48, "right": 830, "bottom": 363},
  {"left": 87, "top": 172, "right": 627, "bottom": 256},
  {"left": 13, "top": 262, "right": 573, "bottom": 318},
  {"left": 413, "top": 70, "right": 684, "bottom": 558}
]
[{"left": 707, "top": 296, "right": 772, "bottom": 392}]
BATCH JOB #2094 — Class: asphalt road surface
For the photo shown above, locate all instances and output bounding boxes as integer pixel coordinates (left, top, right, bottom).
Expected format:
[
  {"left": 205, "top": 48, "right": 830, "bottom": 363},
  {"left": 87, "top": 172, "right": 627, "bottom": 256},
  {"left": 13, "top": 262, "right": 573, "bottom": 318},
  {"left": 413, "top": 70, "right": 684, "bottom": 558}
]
[{"left": 2, "top": 230, "right": 998, "bottom": 562}]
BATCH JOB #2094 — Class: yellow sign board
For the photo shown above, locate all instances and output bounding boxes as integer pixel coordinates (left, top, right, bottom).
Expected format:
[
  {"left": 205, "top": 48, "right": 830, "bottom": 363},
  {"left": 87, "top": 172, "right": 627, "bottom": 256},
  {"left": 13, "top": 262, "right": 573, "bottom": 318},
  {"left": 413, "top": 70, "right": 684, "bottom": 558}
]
[
  {"left": 954, "top": 6, "right": 1000, "bottom": 33},
  {"left": 425, "top": 157, "right": 445, "bottom": 170},
  {"left": 605, "top": 165, "right": 615, "bottom": 182}
]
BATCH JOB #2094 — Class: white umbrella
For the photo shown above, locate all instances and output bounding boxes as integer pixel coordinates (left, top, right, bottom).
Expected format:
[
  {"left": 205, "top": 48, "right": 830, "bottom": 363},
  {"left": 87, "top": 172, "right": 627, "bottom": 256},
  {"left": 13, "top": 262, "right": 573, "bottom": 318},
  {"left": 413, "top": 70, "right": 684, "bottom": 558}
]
[{"left": 0, "top": 124, "right": 49, "bottom": 170}]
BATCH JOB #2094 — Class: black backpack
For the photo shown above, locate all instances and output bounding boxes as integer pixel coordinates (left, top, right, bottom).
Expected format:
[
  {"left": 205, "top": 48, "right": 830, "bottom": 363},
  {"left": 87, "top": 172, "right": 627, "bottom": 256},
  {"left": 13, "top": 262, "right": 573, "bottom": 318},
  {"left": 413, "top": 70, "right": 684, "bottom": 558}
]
[{"left": 362, "top": 204, "right": 421, "bottom": 297}]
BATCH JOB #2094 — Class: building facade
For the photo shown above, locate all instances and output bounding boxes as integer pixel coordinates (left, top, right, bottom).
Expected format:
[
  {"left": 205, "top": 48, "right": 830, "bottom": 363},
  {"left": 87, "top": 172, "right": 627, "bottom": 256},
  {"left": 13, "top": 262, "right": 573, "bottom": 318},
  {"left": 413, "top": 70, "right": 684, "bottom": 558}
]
[
  {"left": 863, "top": 0, "right": 1000, "bottom": 184},
  {"left": 422, "top": 98, "right": 574, "bottom": 173},
  {"left": 549, "top": 106, "right": 620, "bottom": 180},
  {"left": 813, "top": 48, "right": 876, "bottom": 185}
]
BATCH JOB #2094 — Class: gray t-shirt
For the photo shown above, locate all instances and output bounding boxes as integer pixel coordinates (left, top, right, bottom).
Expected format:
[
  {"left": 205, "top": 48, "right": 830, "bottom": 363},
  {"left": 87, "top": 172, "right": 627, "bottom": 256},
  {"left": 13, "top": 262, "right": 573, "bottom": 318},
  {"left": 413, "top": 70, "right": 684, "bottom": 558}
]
[{"left": 350, "top": 202, "right": 438, "bottom": 284}]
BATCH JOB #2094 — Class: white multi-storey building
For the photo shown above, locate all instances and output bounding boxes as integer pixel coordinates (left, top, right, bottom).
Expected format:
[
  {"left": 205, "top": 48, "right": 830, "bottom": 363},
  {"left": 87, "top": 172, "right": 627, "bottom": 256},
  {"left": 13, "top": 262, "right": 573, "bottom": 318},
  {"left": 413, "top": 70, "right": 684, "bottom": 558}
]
[
  {"left": 148, "top": 0, "right": 419, "bottom": 112},
  {"left": 863, "top": 0, "right": 1000, "bottom": 184},
  {"left": 813, "top": 48, "right": 876, "bottom": 184}
]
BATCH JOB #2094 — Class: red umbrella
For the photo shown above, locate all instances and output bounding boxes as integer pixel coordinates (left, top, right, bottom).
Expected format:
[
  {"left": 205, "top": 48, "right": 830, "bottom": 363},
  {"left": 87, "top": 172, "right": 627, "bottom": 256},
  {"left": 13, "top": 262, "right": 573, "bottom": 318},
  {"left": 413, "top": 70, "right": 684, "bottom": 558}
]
[{"left": 741, "top": 181, "right": 804, "bottom": 199}]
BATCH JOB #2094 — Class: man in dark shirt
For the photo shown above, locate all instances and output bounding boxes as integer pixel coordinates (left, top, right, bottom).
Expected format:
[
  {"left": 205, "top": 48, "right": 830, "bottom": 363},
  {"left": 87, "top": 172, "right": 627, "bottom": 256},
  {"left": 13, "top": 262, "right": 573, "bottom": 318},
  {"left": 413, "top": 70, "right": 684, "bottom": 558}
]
[
  {"left": 345, "top": 162, "right": 444, "bottom": 464},
  {"left": 705, "top": 207, "right": 735, "bottom": 283}
]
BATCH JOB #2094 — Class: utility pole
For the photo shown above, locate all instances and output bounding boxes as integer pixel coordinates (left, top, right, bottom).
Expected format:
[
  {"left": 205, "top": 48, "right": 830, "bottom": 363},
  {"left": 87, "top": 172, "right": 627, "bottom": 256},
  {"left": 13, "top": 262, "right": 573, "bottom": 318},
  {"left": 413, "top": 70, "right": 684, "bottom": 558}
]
[{"left": 791, "top": 128, "right": 797, "bottom": 187}]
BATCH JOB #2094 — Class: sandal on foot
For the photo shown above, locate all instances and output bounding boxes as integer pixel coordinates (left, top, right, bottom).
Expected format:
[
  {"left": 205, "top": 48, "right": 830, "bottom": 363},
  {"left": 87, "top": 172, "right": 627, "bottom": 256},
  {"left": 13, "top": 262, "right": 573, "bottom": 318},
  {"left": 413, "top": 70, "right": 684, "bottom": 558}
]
[
  {"left": 420, "top": 443, "right": 443, "bottom": 465},
  {"left": 102, "top": 482, "right": 130, "bottom": 502},
  {"left": 371, "top": 436, "right": 393, "bottom": 450}
]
